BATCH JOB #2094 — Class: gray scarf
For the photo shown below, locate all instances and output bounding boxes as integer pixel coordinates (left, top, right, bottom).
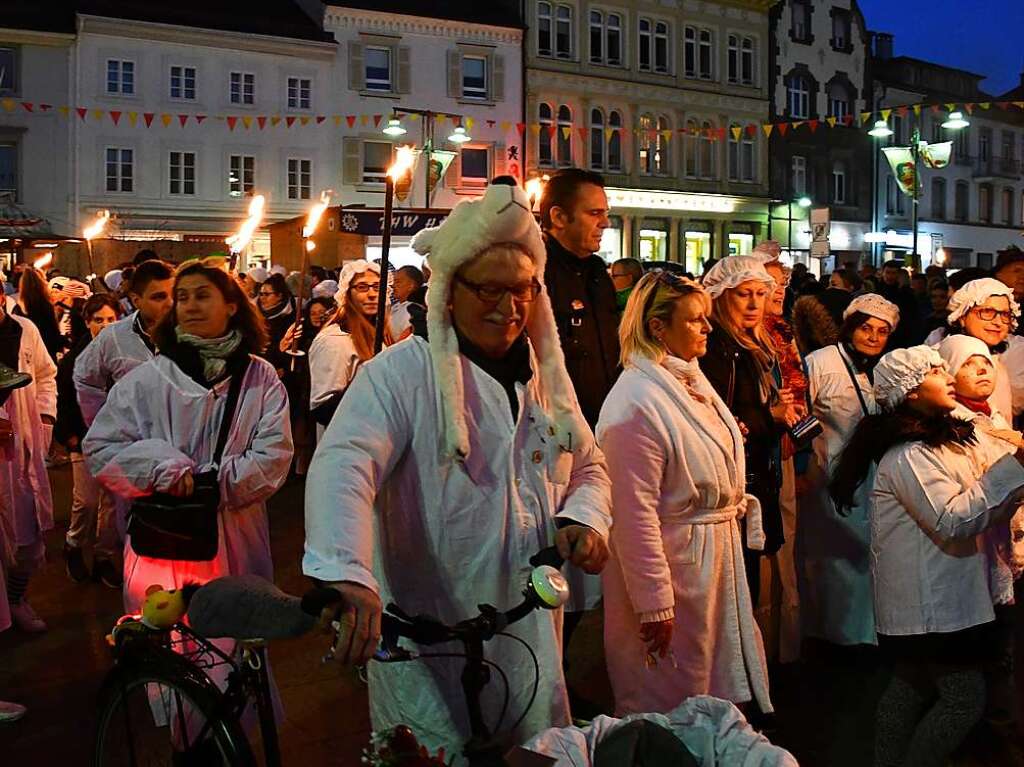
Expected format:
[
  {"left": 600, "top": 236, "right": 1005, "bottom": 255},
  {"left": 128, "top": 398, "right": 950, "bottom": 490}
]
[{"left": 175, "top": 327, "right": 242, "bottom": 382}]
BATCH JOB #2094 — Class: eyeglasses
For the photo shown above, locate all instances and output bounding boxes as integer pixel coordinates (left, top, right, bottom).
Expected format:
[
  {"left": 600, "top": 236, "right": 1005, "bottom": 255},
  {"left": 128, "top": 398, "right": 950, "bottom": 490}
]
[
  {"left": 258, "top": 289, "right": 279, "bottom": 298},
  {"left": 455, "top": 275, "right": 542, "bottom": 305},
  {"left": 642, "top": 269, "right": 700, "bottom": 317},
  {"left": 972, "top": 307, "right": 1014, "bottom": 324},
  {"left": 350, "top": 282, "right": 381, "bottom": 294}
]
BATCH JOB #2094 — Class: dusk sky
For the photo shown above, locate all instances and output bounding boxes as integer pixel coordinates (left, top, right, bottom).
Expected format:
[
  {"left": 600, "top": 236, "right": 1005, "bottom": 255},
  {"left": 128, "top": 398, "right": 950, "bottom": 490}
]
[{"left": 857, "top": 0, "right": 1023, "bottom": 95}]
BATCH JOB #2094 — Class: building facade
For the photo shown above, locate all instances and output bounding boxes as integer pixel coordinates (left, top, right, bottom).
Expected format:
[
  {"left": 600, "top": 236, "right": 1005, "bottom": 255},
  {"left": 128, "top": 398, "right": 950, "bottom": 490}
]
[
  {"left": 524, "top": 0, "right": 776, "bottom": 272},
  {"left": 768, "top": 0, "right": 874, "bottom": 268}
]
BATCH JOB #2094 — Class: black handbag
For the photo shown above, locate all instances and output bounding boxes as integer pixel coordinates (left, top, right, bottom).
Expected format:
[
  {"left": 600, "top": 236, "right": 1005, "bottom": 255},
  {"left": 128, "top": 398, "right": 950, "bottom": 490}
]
[{"left": 127, "top": 362, "right": 248, "bottom": 562}]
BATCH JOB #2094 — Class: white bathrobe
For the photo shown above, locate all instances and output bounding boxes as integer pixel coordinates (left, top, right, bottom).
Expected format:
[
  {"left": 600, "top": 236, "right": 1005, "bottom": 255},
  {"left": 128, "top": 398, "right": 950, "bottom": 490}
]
[
  {"left": 303, "top": 336, "right": 612, "bottom": 755},
  {"left": 308, "top": 323, "right": 361, "bottom": 412},
  {"left": 801, "top": 344, "right": 877, "bottom": 646},
  {"left": 73, "top": 311, "right": 154, "bottom": 427},
  {"left": 83, "top": 354, "right": 293, "bottom": 612},
  {"left": 596, "top": 353, "right": 771, "bottom": 716}
]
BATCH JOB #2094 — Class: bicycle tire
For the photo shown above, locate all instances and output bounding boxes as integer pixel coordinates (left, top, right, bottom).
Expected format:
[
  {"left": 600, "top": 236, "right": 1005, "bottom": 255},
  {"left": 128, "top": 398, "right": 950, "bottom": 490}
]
[{"left": 94, "top": 645, "right": 257, "bottom": 767}]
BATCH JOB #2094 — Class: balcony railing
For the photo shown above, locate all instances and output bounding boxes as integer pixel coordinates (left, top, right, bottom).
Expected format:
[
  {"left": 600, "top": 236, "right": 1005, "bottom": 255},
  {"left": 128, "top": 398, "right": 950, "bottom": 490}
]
[{"left": 972, "top": 155, "right": 1021, "bottom": 179}]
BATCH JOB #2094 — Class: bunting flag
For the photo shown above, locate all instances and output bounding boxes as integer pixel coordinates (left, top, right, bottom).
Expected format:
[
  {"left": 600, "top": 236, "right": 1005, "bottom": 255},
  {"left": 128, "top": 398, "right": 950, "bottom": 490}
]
[
  {"left": 300, "top": 116, "right": 310, "bottom": 126},
  {"left": 980, "top": 102, "right": 991, "bottom": 110},
  {"left": 196, "top": 115, "right": 206, "bottom": 124},
  {"left": 860, "top": 111, "right": 872, "bottom": 125},
  {"left": 604, "top": 127, "right": 615, "bottom": 139},
  {"left": 880, "top": 108, "right": 892, "bottom": 121},
  {"left": 808, "top": 119, "right": 819, "bottom": 133},
  {"left": 896, "top": 106, "right": 908, "bottom": 117},
  {"left": 316, "top": 115, "right": 325, "bottom": 124},
  {"left": 826, "top": 116, "right": 837, "bottom": 128},
  {"left": 127, "top": 111, "right": 137, "bottom": 127},
  {"left": 109, "top": 110, "right": 122, "bottom": 125},
  {"left": 560, "top": 126, "right": 571, "bottom": 140},
  {"left": 143, "top": 112, "right": 155, "bottom": 127},
  {"left": 332, "top": 116, "right": 341, "bottom": 127},
  {"left": 777, "top": 123, "right": 789, "bottom": 136},
  {"left": 20, "top": 102, "right": 33, "bottom": 112},
  {"left": 345, "top": 115, "right": 356, "bottom": 128},
  {"left": 945, "top": 102, "right": 956, "bottom": 112},
  {"left": 730, "top": 126, "right": 742, "bottom": 140},
  {"left": 1016, "top": 102, "right": 1024, "bottom": 109},
  {"left": 360, "top": 115, "right": 369, "bottom": 126},
  {"left": 160, "top": 114, "right": 172, "bottom": 127},
  {"left": 762, "top": 123, "right": 774, "bottom": 137},
  {"left": 912, "top": 105, "right": 921, "bottom": 116},
  {"left": 91, "top": 109, "right": 104, "bottom": 120},
  {"left": 286, "top": 116, "right": 296, "bottom": 127},
  {"left": 372, "top": 114, "right": 382, "bottom": 127},
  {"left": 931, "top": 104, "right": 941, "bottom": 114},
  {"left": 842, "top": 114, "right": 854, "bottom": 126},
  {"left": 39, "top": 104, "right": 51, "bottom": 111},
  {"left": 516, "top": 123, "right": 526, "bottom": 135},
  {"left": 258, "top": 116, "right": 268, "bottom": 130},
  {"left": 76, "top": 107, "right": 87, "bottom": 121},
  {"left": 178, "top": 114, "right": 188, "bottom": 127},
  {"left": 271, "top": 116, "right": 282, "bottom": 127},
  {"left": 59, "top": 106, "right": 70, "bottom": 116},
  {"left": 226, "top": 116, "right": 238, "bottom": 131},
  {"left": 576, "top": 126, "right": 587, "bottom": 142},
  {"left": 242, "top": 116, "right": 252, "bottom": 129},
  {"left": 529, "top": 124, "right": 541, "bottom": 136},
  {"left": 965, "top": 103, "right": 975, "bottom": 114},
  {"left": 745, "top": 124, "right": 757, "bottom": 136}
]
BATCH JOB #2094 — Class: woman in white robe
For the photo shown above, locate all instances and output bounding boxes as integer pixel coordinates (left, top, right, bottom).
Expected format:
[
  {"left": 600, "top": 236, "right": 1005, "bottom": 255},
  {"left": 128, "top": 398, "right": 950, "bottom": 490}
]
[
  {"left": 800, "top": 293, "right": 899, "bottom": 647},
  {"left": 597, "top": 271, "right": 771, "bottom": 717}
]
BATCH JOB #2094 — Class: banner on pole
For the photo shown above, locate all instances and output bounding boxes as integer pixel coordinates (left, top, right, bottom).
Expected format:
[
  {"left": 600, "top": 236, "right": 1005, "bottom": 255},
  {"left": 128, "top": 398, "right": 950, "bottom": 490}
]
[{"left": 882, "top": 146, "right": 920, "bottom": 198}]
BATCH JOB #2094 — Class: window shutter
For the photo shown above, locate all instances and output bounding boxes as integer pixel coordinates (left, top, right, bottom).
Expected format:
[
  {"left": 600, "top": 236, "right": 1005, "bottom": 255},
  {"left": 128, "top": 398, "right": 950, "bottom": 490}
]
[
  {"left": 348, "top": 42, "right": 364, "bottom": 91},
  {"left": 447, "top": 147, "right": 461, "bottom": 187},
  {"left": 343, "top": 137, "right": 361, "bottom": 184},
  {"left": 494, "top": 142, "right": 507, "bottom": 177},
  {"left": 491, "top": 55, "right": 505, "bottom": 102},
  {"left": 396, "top": 46, "right": 411, "bottom": 94},
  {"left": 447, "top": 50, "right": 462, "bottom": 98}
]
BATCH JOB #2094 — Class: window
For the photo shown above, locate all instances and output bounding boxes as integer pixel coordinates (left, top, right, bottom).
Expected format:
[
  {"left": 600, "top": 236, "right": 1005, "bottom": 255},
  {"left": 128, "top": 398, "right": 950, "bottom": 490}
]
[
  {"left": 538, "top": 2, "right": 553, "bottom": 56},
  {"left": 0, "top": 47, "right": 16, "bottom": 94},
  {"left": 288, "top": 157, "right": 312, "bottom": 199},
  {"left": 741, "top": 129, "right": 755, "bottom": 182},
  {"left": 106, "top": 60, "right": 134, "bottom": 96},
  {"left": 831, "top": 161, "right": 846, "bottom": 204},
  {"left": 979, "top": 128, "right": 991, "bottom": 162},
  {"left": 364, "top": 47, "right": 391, "bottom": 92},
  {"left": 728, "top": 36, "right": 755, "bottom": 85},
  {"left": 698, "top": 29, "right": 713, "bottom": 79},
  {"left": 608, "top": 110, "right": 623, "bottom": 171},
  {"left": 931, "top": 178, "right": 946, "bottom": 219},
  {"left": 832, "top": 11, "right": 851, "bottom": 50},
  {"left": 638, "top": 114, "right": 668, "bottom": 175},
  {"left": 0, "top": 142, "right": 15, "bottom": 195},
  {"left": 229, "top": 154, "right": 255, "bottom": 197},
  {"left": 728, "top": 124, "right": 740, "bottom": 181},
  {"left": 684, "top": 119, "right": 699, "bottom": 178},
  {"left": 539, "top": 103, "right": 554, "bottom": 167},
  {"left": 589, "top": 11, "right": 603, "bottom": 63},
  {"left": 229, "top": 72, "right": 254, "bottom": 105},
  {"left": 556, "top": 105, "right": 572, "bottom": 167},
  {"left": 606, "top": 13, "right": 622, "bottom": 65},
  {"left": 788, "top": 75, "right": 809, "bottom": 118},
  {"left": 654, "top": 22, "right": 669, "bottom": 73},
  {"left": 1002, "top": 131, "right": 1016, "bottom": 172},
  {"left": 886, "top": 177, "right": 904, "bottom": 215},
  {"left": 555, "top": 5, "right": 573, "bottom": 59},
  {"left": 105, "top": 148, "right": 133, "bottom": 193},
  {"left": 169, "top": 66, "right": 196, "bottom": 100},
  {"left": 638, "top": 19, "right": 669, "bottom": 73},
  {"left": 792, "top": 2, "right": 810, "bottom": 41},
  {"left": 590, "top": 108, "right": 604, "bottom": 169},
  {"left": 684, "top": 27, "right": 713, "bottom": 79},
  {"left": 955, "top": 181, "right": 969, "bottom": 221},
  {"left": 684, "top": 27, "right": 696, "bottom": 78},
  {"left": 168, "top": 151, "right": 196, "bottom": 195},
  {"left": 462, "top": 55, "right": 487, "bottom": 99},
  {"left": 955, "top": 127, "right": 970, "bottom": 163},
  {"left": 460, "top": 146, "right": 490, "bottom": 187},
  {"left": 361, "top": 142, "right": 390, "bottom": 184},
  {"left": 979, "top": 183, "right": 992, "bottom": 223},
  {"left": 700, "top": 120, "right": 715, "bottom": 179},
  {"left": 792, "top": 155, "right": 807, "bottom": 196},
  {"left": 639, "top": 19, "right": 651, "bottom": 71},
  {"left": 828, "top": 82, "right": 850, "bottom": 119},
  {"left": 287, "top": 77, "right": 311, "bottom": 110},
  {"left": 1002, "top": 188, "right": 1014, "bottom": 225}
]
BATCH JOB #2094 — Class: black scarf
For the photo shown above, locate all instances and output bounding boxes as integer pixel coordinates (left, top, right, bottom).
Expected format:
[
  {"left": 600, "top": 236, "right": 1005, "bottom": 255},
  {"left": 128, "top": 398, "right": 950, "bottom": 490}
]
[
  {"left": 841, "top": 341, "right": 882, "bottom": 383},
  {"left": 456, "top": 330, "right": 533, "bottom": 422}
]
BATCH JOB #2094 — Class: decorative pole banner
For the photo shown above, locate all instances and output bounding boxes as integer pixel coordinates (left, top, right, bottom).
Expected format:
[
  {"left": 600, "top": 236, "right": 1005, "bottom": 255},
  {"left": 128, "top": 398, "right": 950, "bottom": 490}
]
[
  {"left": 882, "top": 146, "right": 920, "bottom": 198},
  {"left": 920, "top": 141, "right": 952, "bottom": 169}
]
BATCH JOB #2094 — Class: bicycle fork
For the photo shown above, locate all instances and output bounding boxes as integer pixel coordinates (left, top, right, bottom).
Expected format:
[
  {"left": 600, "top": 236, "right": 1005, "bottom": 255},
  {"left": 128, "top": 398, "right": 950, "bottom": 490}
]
[{"left": 460, "top": 635, "right": 492, "bottom": 745}]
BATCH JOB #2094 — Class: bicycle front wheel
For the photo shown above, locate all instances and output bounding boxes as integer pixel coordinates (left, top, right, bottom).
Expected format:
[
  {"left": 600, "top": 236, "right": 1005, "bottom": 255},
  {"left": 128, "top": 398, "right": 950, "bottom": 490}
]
[{"left": 94, "top": 652, "right": 256, "bottom": 767}]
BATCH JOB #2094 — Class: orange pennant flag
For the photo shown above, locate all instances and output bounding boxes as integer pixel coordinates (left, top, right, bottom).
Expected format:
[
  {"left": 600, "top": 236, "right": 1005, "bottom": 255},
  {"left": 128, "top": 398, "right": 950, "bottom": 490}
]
[
  {"left": 160, "top": 113, "right": 172, "bottom": 127},
  {"left": 762, "top": 123, "right": 774, "bottom": 137},
  {"left": 92, "top": 109, "right": 105, "bottom": 121},
  {"left": 258, "top": 116, "right": 267, "bottom": 130},
  {"left": 271, "top": 116, "right": 282, "bottom": 126},
  {"left": 500, "top": 121, "right": 511, "bottom": 132},
  {"left": 1, "top": 98, "right": 15, "bottom": 113},
  {"left": 577, "top": 126, "right": 587, "bottom": 142},
  {"left": 529, "top": 124, "right": 541, "bottom": 136},
  {"left": 1015, "top": 101, "right": 1024, "bottom": 110},
  {"left": 300, "top": 116, "right": 310, "bottom": 126},
  {"left": 360, "top": 115, "right": 369, "bottom": 126},
  {"left": 333, "top": 115, "right": 341, "bottom": 126}
]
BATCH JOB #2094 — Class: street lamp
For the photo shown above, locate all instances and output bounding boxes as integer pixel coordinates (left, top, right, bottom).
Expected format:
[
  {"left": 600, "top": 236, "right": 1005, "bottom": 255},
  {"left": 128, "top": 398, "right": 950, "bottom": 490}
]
[
  {"left": 941, "top": 111, "right": 970, "bottom": 130},
  {"left": 382, "top": 118, "right": 407, "bottom": 137},
  {"left": 797, "top": 196, "right": 812, "bottom": 208},
  {"left": 788, "top": 196, "right": 811, "bottom": 262},
  {"left": 868, "top": 120, "right": 893, "bottom": 138},
  {"left": 382, "top": 108, "right": 472, "bottom": 207}
]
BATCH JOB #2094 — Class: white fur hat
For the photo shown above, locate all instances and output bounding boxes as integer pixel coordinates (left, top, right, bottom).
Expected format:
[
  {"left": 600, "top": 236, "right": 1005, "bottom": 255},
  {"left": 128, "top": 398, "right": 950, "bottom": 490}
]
[
  {"left": 702, "top": 255, "right": 775, "bottom": 299},
  {"left": 946, "top": 277, "right": 1020, "bottom": 330},
  {"left": 937, "top": 334, "right": 993, "bottom": 376},
  {"left": 411, "top": 179, "right": 590, "bottom": 461},
  {"left": 334, "top": 260, "right": 382, "bottom": 309},
  {"left": 843, "top": 293, "right": 900, "bottom": 328},
  {"left": 873, "top": 345, "right": 946, "bottom": 410}
]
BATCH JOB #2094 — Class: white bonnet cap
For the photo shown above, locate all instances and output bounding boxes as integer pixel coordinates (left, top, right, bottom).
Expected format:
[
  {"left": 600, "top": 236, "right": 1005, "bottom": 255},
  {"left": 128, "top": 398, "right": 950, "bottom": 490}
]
[
  {"left": 843, "top": 293, "right": 901, "bottom": 328},
  {"left": 269, "top": 264, "right": 287, "bottom": 277},
  {"left": 873, "top": 345, "right": 946, "bottom": 410},
  {"left": 751, "top": 240, "right": 782, "bottom": 262},
  {"left": 937, "top": 333, "right": 993, "bottom": 376},
  {"left": 104, "top": 269, "right": 124, "bottom": 292},
  {"left": 247, "top": 266, "right": 269, "bottom": 284},
  {"left": 334, "top": 260, "right": 382, "bottom": 309},
  {"left": 312, "top": 279, "right": 339, "bottom": 299},
  {"left": 701, "top": 255, "right": 776, "bottom": 299},
  {"left": 947, "top": 277, "right": 1020, "bottom": 330}
]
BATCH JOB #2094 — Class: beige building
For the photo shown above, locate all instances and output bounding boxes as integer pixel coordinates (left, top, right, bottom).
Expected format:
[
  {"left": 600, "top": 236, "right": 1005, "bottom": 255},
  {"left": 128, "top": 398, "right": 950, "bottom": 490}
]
[{"left": 525, "top": 0, "right": 776, "bottom": 272}]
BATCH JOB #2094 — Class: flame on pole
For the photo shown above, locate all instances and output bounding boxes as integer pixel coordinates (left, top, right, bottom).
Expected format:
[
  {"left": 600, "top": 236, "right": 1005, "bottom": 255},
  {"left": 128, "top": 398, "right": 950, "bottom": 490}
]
[
  {"left": 373, "top": 147, "right": 417, "bottom": 354},
  {"left": 32, "top": 252, "right": 53, "bottom": 271},
  {"left": 226, "top": 194, "right": 265, "bottom": 271},
  {"left": 288, "top": 191, "right": 332, "bottom": 362},
  {"left": 82, "top": 210, "right": 111, "bottom": 292}
]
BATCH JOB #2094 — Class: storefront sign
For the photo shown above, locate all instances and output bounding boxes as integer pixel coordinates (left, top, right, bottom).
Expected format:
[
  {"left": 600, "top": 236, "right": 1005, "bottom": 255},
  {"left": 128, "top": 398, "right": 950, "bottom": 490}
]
[
  {"left": 606, "top": 188, "right": 736, "bottom": 214},
  {"left": 337, "top": 209, "right": 449, "bottom": 237}
]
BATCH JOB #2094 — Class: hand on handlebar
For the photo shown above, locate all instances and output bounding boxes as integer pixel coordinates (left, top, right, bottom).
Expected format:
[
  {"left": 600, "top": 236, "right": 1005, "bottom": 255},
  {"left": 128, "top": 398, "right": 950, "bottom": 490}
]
[
  {"left": 320, "top": 581, "right": 382, "bottom": 665},
  {"left": 555, "top": 525, "right": 608, "bottom": 575}
]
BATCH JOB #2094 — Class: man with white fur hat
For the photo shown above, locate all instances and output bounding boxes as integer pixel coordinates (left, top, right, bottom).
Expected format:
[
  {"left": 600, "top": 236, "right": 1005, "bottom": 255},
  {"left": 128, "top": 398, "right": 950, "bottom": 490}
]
[{"left": 304, "top": 178, "right": 611, "bottom": 754}]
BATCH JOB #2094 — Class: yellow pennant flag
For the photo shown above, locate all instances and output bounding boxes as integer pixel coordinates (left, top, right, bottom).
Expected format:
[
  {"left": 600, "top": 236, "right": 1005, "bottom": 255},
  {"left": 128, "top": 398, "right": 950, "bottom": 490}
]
[
  {"left": 500, "top": 121, "right": 510, "bottom": 132},
  {"left": 605, "top": 127, "right": 614, "bottom": 139},
  {"left": 945, "top": 102, "right": 956, "bottom": 112},
  {"left": 730, "top": 126, "right": 742, "bottom": 140},
  {"left": 58, "top": 105, "right": 70, "bottom": 117},
  {"left": 300, "top": 116, "right": 310, "bottom": 126},
  {"left": 913, "top": 105, "right": 922, "bottom": 116},
  {"left": 466, "top": 117, "right": 475, "bottom": 129},
  {"left": 333, "top": 115, "right": 341, "bottom": 126},
  {"left": 1, "top": 98, "right": 15, "bottom": 112},
  {"left": 271, "top": 116, "right": 281, "bottom": 126},
  {"left": 561, "top": 126, "right": 571, "bottom": 140},
  {"left": 161, "top": 113, "right": 173, "bottom": 127},
  {"left": 128, "top": 111, "right": 138, "bottom": 127},
  {"left": 242, "top": 116, "right": 252, "bottom": 129},
  {"left": 826, "top": 117, "right": 837, "bottom": 128},
  {"left": 880, "top": 108, "right": 892, "bottom": 121},
  {"left": 661, "top": 129, "right": 672, "bottom": 142},
  {"left": 529, "top": 124, "right": 541, "bottom": 136},
  {"left": 860, "top": 111, "right": 872, "bottom": 125},
  {"left": 408, "top": 113, "right": 420, "bottom": 121},
  {"left": 1015, "top": 101, "right": 1024, "bottom": 110},
  {"left": 792, "top": 121, "right": 804, "bottom": 130},
  {"left": 762, "top": 123, "right": 774, "bottom": 137},
  {"left": 980, "top": 102, "right": 991, "bottom": 110},
  {"left": 92, "top": 109, "right": 105, "bottom": 120},
  {"left": 360, "top": 114, "right": 369, "bottom": 126}
]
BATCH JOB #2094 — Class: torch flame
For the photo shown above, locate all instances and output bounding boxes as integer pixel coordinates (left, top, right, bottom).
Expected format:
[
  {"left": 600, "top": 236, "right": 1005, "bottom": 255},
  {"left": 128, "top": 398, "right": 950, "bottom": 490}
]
[
  {"left": 33, "top": 252, "right": 53, "bottom": 270},
  {"left": 83, "top": 210, "right": 111, "bottom": 241},
  {"left": 225, "top": 194, "right": 266, "bottom": 254},
  {"left": 302, "top": 191, "right": 332, "bottom": 240},
  {"left": 524, "top": 178, "right": 545, "bottom": 207},
  {"left": 305, "top": 240, "right": 316, "bottom": 253},
  {"left": 387, "top": 146, "right": 417, "bottom": 183}
]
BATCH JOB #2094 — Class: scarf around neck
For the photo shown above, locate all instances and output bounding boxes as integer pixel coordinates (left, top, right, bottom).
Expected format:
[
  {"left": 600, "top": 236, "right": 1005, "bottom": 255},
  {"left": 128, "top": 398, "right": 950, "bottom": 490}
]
[
  {"left": 174, "top": 327, "right": 243, "bottom": 382},
  {"left": 955, "top": 393, "right": 992, "bottom": 417}
]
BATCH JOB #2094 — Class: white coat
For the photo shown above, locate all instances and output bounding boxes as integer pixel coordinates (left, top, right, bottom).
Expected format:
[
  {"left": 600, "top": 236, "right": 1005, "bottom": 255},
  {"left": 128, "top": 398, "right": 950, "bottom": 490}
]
[
  {"left": 307, "top": 324, "right": 360, "bottom": 411},
  {"left": 596, "top": 353, "right": 771, "bottom": 716},
  {"left": 303, "top": 336, "right": 612, "bottom": 755},
  {"left": 871, "top": 431, "right": 1024, "bottom": 636},
  {"left": 0, "top": 315, "right": 57, "bottom": 552},
  {"left": 73, "top": 311, "right": 154, "bottom": 427},
  {"left": 83, "top": 354, "right": 293, "bottom": 612},
  {"left": 801, "top": 344, "right": 877, "bottom": 646}
]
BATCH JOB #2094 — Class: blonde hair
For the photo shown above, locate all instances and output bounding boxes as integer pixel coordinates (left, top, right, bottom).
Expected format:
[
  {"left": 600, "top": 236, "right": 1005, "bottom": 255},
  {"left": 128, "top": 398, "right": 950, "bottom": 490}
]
[
  {"left": 710, "top": 283, "right": 777, "bottom": 368},
  {"left": 620, "top": 271, "right": 710, "bottom": 366}
]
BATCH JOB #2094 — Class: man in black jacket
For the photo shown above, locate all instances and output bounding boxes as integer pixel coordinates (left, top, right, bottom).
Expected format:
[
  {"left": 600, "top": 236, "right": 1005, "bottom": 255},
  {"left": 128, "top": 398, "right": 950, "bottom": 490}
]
[{"left": 539, "top": 169, "right": 621, "bottom": 429}]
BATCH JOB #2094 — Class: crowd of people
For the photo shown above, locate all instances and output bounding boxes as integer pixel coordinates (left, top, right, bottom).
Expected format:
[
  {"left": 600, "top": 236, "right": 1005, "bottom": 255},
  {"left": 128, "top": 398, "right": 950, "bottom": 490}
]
[{"left": 2, "top": 168, "right": 1024, "bottom": 766}]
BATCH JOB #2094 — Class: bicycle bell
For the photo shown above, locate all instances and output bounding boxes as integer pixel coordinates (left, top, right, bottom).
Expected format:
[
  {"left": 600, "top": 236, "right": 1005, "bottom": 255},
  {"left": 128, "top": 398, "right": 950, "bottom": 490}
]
[{"left": 528, "top": 564, "right": 569, "bottom": 610}]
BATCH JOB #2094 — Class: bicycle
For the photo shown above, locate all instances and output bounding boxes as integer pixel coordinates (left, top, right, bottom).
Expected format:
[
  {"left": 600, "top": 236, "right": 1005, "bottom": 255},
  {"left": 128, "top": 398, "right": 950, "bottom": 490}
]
[{"left": 92, "top": 547, "right": 569, "bottom": 767}]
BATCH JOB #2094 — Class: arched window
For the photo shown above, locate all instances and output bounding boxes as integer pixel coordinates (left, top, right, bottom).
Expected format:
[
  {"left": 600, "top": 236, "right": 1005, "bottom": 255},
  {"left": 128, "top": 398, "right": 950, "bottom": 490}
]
[
  {"left": 727, "top": 123, "right": 740, "bottom": 181},
  {"left": 639, "top": 113, "right": 654, "bottom": 175},
  {"left": 590, "top": 108, "right": 604, "bottom": 170},
  {"left": 608, "top": 110, "right": 623, "bottom": 171},
  {"left": 827, "top": 81, "right": 851, "bottom": 119},
  {"left": 700, "top": 120, "right": 715, "bottom": 179},
  {"left": 557, "top": 105, "right": 572, "bottom": 167},
  {"left": 788, "top": 74, "right": 809, "bottom": 118},
  {"left": 538, "top": 103, "right": 553, "bottom": 167},
  {"left": 741, "top": 127, "right": 755, "bottom": 182},
  {"left": 684, "top": 118, "right": 699, "bottom": 177},
  {"left": 655, "top": 115, "right": 670, "bottom": 174}
]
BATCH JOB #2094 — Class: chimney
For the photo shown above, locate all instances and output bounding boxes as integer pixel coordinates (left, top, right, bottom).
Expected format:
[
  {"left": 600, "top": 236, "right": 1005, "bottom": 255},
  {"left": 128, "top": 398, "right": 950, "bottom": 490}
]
[{"left": 874, "top": 32, "right": 893, "bottom": 60}]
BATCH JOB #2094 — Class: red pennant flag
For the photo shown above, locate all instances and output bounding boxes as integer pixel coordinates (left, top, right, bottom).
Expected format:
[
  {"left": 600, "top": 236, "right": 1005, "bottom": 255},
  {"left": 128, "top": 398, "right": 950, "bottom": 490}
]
[
  {"left": 285, "top": 116, "right": 296, "bottom": 127},
  {"left": 577, "top": 127, "right": 587, "bottom": 142},
  {"left": 197, "top": 115, "right": 207, "bottom": 124},
  {"left": 39, "top": 104, "right": 52, "bottom": 111},
  {"left": 964, "top": 103, "right": 975, "bottom": 114},
  {"left": 373, "top": 114, "right": 382, "bottom": 127},
  {"left": 842, "top": 114, "right": 854, "bottom": 126},
  {"left": 777, "top": 123, "right": 789, "bottom": 136},
  {"left": 745, "top": 124, "right": 757, "bottom": 136},
  {"left": 20, "top": 102, "right": 33, "bottom": 112},
  {"left": 345, "top": 115, "right": 356, "bottom": 128},
  {"left": 76, "top": 107, "right": 88, "bottom": 121},
  {"left": 547, "top": 124, "right": 557, "bottom": 138},
  {"left": 257, "top": 116, "right": 267, "bottom": 130},
  {"left": 516, "top": 122, "right": 526, "bottom": 135},
  {"left": 930, "top": 104, "right": 940, "bottom": 114},
  {"left": 896, "top": 106, "right": 909, "bottom": 117},
  {"left": 808, "top": 119, "right": 819, "bottom": 133},
  {"left": 227, "top": 116, "right": 238, "bottom": 131},
  {"left": 109, "top": 110, "right": 122, "bottom": 125},
  {"left": 997, "top": 102, "right": 1010, "bottom": 110},
  {"left": 143, "top": 112, "right": 155, "bottom": 127},
  {"left": 178, "top": 114, "right": 188, "bottom": 127},
  {"left": 316, "top": 115, "right": 325, "bottom": 124}
]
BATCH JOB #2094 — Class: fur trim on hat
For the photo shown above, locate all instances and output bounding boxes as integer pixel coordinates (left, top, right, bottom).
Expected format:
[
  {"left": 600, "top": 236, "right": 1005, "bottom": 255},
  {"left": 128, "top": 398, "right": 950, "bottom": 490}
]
[
  {"left": 411, "top": 181, "right": 591, "bottom": 461},
  {"left": 792, "top": 294, "right": 842, "bottom": 356}
]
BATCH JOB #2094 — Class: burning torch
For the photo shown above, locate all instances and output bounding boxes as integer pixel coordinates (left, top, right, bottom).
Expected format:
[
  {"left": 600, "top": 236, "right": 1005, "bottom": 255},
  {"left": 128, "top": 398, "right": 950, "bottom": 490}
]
[
  {"left": 374, "top": 146, "right": 416, "bottom": 354},
  {"left": 83, "top": 210, "right": 111, "bottom": 293},
  {"left": 226, "top": 195, "right": 265, "bottom": 273},
  {"left": 286, "top": 191, "right": 332, "bottom": 364}
]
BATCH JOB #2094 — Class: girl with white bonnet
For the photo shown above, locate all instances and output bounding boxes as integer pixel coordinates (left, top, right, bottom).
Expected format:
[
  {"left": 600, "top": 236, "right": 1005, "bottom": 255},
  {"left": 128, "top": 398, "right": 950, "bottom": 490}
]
[
  {"left": 308, "top": 260, "right": 392, "bottom": 431},
  {"left": 831, "top": 346, "right": 1024, "bottom": 766},
  {"left": 800, "top": 293, "right": 899, "bottom": 648}
]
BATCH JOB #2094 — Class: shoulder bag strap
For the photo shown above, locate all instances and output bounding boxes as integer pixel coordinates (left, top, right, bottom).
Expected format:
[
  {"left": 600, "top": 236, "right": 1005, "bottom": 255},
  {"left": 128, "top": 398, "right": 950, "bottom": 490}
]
[
  {"left": 837, "top": 344, "right": 870, "bottom": 418},
  {"left": 212, "top": 359, "right": 250, "bottom": 468}
]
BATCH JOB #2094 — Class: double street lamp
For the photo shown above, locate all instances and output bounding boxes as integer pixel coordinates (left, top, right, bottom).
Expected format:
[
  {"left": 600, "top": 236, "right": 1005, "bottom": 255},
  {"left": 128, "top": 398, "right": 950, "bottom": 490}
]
[{"left": 381, "top": 109, "right": 473, "bottom": 208}]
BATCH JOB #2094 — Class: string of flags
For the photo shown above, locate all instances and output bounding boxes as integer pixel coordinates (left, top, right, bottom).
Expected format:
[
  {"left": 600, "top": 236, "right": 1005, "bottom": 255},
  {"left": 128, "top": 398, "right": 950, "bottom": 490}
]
[{"left": 3, "top": 97, "right": 1024, "bottom": 140}]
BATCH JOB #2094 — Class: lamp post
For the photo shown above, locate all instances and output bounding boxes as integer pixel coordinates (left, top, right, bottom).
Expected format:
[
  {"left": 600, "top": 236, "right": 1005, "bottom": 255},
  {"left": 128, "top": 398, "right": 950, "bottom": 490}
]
[
  {"left": 383, "top": 108, "right": 472, "bottom": 208},
  {"left": 787, "top": 196, "right": 812, "bottom": 262},
  {"left": 374, "top": 146, "right": 417, "bottom": 354}
]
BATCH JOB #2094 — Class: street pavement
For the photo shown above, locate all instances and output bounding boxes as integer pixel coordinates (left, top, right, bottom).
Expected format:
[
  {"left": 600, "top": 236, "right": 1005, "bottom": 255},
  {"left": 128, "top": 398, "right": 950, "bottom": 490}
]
[{"left": 1, "top": 466, "right": 1022, "bottom": 765}]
